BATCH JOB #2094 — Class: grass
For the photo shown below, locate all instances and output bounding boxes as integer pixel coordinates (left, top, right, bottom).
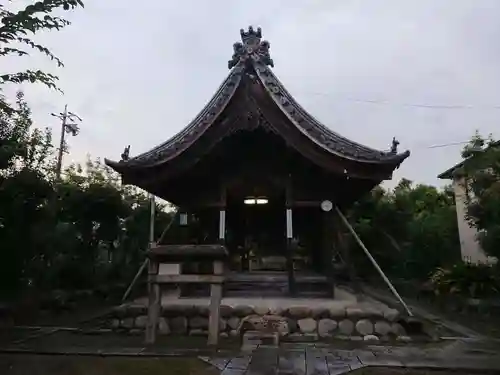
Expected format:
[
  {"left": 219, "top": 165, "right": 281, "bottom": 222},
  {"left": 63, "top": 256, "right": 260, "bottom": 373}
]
[
  {"left": 0, "top": 355, "right": 219, "bottom": 375},
  {"left": 350, "top": 368, "right": 495, "bottom": 375},
  {"left": 0, "top": 330, "right": 241, "bottom": 353}
]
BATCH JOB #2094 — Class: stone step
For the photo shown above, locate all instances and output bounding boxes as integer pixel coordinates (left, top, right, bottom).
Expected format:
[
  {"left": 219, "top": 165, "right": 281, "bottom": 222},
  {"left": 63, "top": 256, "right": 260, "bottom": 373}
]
[{"left": 242, "top": 330, "right": 280, "bottom": 348}]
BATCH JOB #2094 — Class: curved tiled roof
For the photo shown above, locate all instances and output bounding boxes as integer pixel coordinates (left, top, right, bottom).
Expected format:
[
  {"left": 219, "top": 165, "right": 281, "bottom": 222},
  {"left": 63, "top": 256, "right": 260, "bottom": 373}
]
[{"left": 105, "top": 26, "right": 409, "bottom": 171}]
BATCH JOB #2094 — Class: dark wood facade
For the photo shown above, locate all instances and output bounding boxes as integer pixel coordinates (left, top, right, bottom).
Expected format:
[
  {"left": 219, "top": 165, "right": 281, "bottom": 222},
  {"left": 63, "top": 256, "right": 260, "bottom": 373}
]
[{"left": 105, "top": 26, "right": 410, "bottom": 296}]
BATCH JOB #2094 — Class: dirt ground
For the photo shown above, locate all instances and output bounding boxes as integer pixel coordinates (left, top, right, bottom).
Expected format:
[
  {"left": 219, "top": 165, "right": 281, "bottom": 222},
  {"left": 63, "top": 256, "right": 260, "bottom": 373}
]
[{"left": 0, "top": 355, "right": 219, "bottom": 375}]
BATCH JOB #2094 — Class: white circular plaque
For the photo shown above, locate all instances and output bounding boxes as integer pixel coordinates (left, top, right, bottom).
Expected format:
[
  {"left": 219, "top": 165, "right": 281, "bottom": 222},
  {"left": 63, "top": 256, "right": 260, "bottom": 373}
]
[{"left": 320, "top": 200, "right": 333, "bottom": 212}]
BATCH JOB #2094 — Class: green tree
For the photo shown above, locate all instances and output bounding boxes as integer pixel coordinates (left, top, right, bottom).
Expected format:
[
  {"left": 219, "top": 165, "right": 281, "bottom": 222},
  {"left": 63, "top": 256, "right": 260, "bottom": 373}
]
[
  {"left": 347, "top": 179, "right": 460, "bottom": 281},
  {"left": 0, "top": 92, "right": 55, "bottom": 295}
]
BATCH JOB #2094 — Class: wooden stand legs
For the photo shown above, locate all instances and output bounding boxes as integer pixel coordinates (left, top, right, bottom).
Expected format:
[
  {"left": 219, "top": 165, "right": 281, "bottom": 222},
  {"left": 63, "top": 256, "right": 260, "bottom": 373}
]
[
  {"left": 208, "top": 260, "right": 223, "bottom": 346},
  {"left": 145, "top": 259, "right": 160, "bottom": 344}
]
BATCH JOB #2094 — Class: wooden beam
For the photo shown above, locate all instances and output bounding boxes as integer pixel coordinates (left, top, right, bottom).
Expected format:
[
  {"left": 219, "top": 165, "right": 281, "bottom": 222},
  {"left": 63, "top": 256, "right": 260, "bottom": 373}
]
[
  {"left": 292, "top": 200, "right": 321, "bottom": 208},
  {"left": 149, "top": 244, "right": 228, "bottom": 262},
  {"left": 149, "top": 274, "right": 225, "bottom": 284}
]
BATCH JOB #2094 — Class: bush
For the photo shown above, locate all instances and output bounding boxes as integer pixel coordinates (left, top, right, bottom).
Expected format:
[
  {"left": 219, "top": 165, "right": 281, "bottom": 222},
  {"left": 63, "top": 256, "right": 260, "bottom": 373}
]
[{"left": 429, "top": 262, "right": 499, "bottom": 299}]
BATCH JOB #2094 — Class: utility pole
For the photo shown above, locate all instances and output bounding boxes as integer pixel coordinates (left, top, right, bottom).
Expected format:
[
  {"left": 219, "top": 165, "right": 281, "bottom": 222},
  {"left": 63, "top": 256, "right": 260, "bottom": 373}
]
[{"left": 51, "top": 105, "right": 82, "bottom": 180}]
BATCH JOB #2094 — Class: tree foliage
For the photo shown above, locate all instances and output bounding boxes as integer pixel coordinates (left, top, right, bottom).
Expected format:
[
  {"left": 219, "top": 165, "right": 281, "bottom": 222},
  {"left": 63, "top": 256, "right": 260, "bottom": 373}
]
[
  {"left": 0, "top": 0, "right": 84, "bottom": 113},
  {"left": 346, "top": 179, "right": 460, "bottom": 281},
  {"left": 458, "top": 133, "right": 500, "bottom": 259},
  {"left": 0, "top": 93, "right": 173, "bottom": 298}
]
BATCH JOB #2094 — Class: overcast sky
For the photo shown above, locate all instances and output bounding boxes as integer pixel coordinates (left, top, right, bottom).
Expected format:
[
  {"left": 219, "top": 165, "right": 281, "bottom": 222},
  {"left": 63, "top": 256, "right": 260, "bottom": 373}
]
[{"left": 3, "top": 0, "right": 500, "bottom": 188}]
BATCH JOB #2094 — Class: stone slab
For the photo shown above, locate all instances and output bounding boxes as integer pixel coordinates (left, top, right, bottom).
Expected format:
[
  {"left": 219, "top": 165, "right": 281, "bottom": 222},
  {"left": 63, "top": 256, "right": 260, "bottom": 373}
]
[
  {"left": 247, "top": 347, "right": 279, "bottom": 375},
  {"left": 305, "top": 348, "right": 328, "bottom": 375},
  {"left": 226, "top": 355, "right": 252, "bottom": 370}
]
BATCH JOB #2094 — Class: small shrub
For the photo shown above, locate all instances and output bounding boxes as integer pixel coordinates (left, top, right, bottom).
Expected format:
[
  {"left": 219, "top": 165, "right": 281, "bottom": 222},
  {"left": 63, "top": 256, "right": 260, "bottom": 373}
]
[{"left": 429, "top": 262, "right": 499, "bottom": 299}]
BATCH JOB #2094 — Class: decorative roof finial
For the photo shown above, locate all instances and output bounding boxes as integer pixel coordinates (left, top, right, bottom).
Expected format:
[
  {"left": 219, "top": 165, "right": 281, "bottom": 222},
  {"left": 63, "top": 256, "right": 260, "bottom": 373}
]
[
  {"left": 390, "top": 137, "right": 399, "bottom": 154},
  {"left": 228, "top": 26, "right": 274, "bottom": 69},
  {"left": 120, "top": 145, "right": 130, "bottom": 161}
]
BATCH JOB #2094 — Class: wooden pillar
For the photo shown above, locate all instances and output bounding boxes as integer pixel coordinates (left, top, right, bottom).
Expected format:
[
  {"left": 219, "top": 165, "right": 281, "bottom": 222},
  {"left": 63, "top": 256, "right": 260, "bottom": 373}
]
[
  {"left": 208, "top": 260, "right": 223, "bottom": 346},
  {"left": 285, "top": 178, "right": 296, "bottom": 296},
  {"left": 145, "top": 256, "right": 161, "bottom": 344},
  {"left": 322, "top": 210, "right": 335, "bottom": 298},
  {"left": 212, "top": 184, "right": 226, "bottom": 335}
]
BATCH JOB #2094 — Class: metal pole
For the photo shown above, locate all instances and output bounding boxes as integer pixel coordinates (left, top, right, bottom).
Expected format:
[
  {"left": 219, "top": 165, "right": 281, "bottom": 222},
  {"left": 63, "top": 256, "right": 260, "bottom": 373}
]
[
  {"left": 335, "top": 206, "right": 413, "bottom": 316},
  {"left": 121, "top": 258, "right": 149, "bottom": 302},
  {"left": 55, "top": 104, "right": 68, "bottom": 180},
  {"left": 121, "top": 209, "right": 179, "bottom": 302}
]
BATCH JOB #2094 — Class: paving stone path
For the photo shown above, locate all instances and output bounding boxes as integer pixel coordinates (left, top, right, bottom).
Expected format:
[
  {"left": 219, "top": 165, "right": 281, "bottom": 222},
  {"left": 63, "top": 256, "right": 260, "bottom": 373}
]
[{"left": 199, "top": 339, "right": 500, "bottom": 374}]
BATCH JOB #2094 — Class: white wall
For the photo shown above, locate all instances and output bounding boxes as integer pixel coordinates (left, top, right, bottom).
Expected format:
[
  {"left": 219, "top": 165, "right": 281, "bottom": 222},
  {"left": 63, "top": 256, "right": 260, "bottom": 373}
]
[{"left": 452, "top": 177, "right": 495, "bottom": 264}]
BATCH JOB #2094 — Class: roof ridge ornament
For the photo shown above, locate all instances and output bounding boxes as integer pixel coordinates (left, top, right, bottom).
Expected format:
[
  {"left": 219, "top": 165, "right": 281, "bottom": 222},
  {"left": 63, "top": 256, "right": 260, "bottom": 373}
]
[
  {"left": 228, "top": 26, "right": 274, "bottom": 69},
  {"left": 390, "top": 137, "right": 400, "bottom": 154}
]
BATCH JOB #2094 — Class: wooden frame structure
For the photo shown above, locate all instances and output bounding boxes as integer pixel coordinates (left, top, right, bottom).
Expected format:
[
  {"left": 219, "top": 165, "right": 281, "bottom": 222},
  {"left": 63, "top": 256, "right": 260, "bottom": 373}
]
[{"left": 145, "top": 244, "right": 228, "bottom": 345}]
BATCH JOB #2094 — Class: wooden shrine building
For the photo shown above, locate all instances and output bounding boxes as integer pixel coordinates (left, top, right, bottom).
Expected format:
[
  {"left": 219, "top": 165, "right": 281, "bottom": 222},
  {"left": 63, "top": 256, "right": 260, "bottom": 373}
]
[{"left": 105, "top": 26, "right": 410, "bottom": 297}]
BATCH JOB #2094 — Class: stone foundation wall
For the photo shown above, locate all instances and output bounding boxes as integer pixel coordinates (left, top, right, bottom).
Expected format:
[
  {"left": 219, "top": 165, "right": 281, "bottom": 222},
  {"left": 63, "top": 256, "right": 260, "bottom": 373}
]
[{"left": 106, "top": 304, "right": 417, "bottom": 342}]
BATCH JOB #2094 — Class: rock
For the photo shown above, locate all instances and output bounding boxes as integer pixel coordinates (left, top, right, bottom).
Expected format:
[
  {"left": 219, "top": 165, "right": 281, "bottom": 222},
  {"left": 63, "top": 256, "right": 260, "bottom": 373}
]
[
  {"left": 350, "top": 336, "right": 363, "bottom": 341},
  {"left": 135, "top": 315, "right": 148, "bottom": 328},
  {"left": 397, "top": 335, "right": 412, "bottom": 342},
  {"left": 311, "top": 307, "right": 329, "bottom": 319},
  {"left": 317, "top": 319, "right": 337, "bottom": 337},
  {"left": 219, "top": 305, "right": 233, "bottom": 318},
  {"left": 163, "top": 305, "right": 195, "bottom": 317},
  {"left": 269, "top": 307, "right": 284, "bottom": 315},
  {"left": 111, "top": 319, "right": 120, "bottom": 329},
  {"left": 220, "top": 332, "right": 229, "bottom": 338},
  {"left": 287, "top": 306, "right": 311, "bottom": 319},
  {"left": 298, "top": 318, "right": 317, "bottom": 333},
  {"left": 227, "top": 317, "right": 240, "bottom": 330},
  {"left": 189, "top": 316, "right": 209, "bottom": 329},
  {"left": 362, "top": 306, "right": 384, "bottom": 318},
  {"left": 254, "top": 306, "right": 269, "bottom": 316},
  {"left": 384, "top": 308, "right": 400, "bottom": 322},
  {"left": 390, "top": 323, "right": 406, "bottom": 336},
  {"left": 346, "top": 307, "right": 366, "bottom": 319},
  {"left": 121, "top": 317, "right": 134, "bottom": 329},
  {"left": 113, "top": 305, "right": 129, "bottom": 319},
  {"left": 229, "top": 329, "right": 238, "bottom": 337},
  {"left": 338, "top": 319, "right": 354, "bottom": 335},
  {"left": 363, "top": 334, "right": 379, "bottom": 341},
  {"left": 237, "top": 314, "right": 289, "bottom": 336},
  {"left": 374, "top": 321, "right": 391, "bottom": 336},
  {"left": 158, "top": 317, "right": 170, "bottom": 335},
  {"left": 169, "top": 316, "right": 187, "bottom": 334},
  {"left": 287, "top": 318, "right": 299, "bottom": 333},
  {"left": 233, "top": 305, "right": 254, "bottom": 317},
  {"left": 328, "top": 306, "right": 346, "bottom": 319},
  {"left": 127, "top": 305, "right": 147, "bottom": 317},
  {"left": 198, "top": 306, "right": 212, "bottom": 317},
  {"left": 355, "top": 319, "right": 374, "bottom": 336},
  {"left": 129, "top": 329, "right": 142, "bottom": 336},
  {"left": 219, "top": 319, "right": 227, "bottom": 332}
]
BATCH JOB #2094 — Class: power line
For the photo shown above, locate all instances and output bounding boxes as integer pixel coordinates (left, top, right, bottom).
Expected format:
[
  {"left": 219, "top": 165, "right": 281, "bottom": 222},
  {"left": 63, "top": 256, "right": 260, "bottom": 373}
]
[{"left": 300, "top": 91, "right": 500, "bottom": 110}]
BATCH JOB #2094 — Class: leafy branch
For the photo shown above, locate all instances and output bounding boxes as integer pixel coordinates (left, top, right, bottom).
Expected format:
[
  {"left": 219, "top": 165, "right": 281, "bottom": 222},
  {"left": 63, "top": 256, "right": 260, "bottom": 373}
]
[{"left": 0, "top": 1, "right": 85, "bottom": 113}]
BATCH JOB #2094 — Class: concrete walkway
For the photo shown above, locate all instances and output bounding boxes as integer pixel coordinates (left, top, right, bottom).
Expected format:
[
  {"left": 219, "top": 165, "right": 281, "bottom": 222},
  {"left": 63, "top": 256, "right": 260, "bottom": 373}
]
[{"left": 200, "top": 339, "right": 500, "bottom": 374}]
